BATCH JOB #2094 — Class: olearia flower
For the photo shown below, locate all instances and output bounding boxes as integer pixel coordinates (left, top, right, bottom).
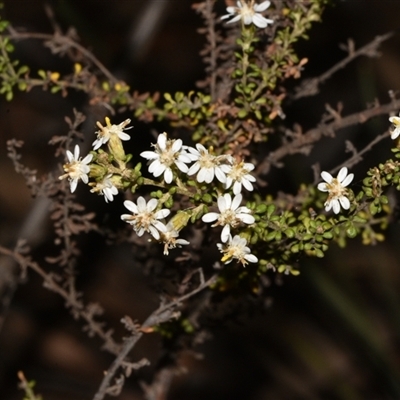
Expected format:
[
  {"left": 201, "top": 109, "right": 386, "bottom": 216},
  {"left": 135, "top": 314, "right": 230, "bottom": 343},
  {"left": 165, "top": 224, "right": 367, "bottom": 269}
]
[
  {"left": 186, "top": 144, "right": 230, "bottom": 184},
  {"left": 121, "top": 197, "right": 170, "bottom": 240},
  {"left": 222, "top": 160, "right": 256, "bottom": 195},
  {"left": 93, "top": 117, "right": 132, "bottom": 150},
  {"left": 217, "top": 235, "right": 258, "bottom": 266},
  {"left": 202, "top": 193, "right": 255, "bottom": 242},
  {"left": 140, "top": 133, "right": 192, "bottom": 184},
  {"left": 59, "top": 144, "right": 93, "bottom": 193},
  {"left": 160, "top": 221, "right": 190, "bottom": 255},
  {"left": 221, "top": 0, "right": 273, "bottom": 29},
  {"left": 389, "top": 114, "right": 400, "bottom": 140},
  {"left": 89, "top": 174, "right": 118, "bottom": 203},
  {"left": 317, "top": 167, "right": 354, "bottom": 214}
]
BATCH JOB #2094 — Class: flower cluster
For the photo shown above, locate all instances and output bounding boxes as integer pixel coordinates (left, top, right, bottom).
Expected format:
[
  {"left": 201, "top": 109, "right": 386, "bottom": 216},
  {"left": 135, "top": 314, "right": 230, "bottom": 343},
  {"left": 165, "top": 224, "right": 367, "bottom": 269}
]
[
  {"left": 221, "top": 0, "right": 273, "bottom": 29},
  {"left": 59, "top": 120, "right": 258, "bottom": 264},
  {"left": 141, "top": 133, "right": 256, "bottom": 194}
]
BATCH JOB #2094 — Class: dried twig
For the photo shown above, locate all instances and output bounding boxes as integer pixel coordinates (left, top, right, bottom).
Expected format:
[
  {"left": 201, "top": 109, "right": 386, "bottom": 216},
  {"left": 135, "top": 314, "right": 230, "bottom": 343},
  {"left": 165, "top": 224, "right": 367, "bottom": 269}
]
[
  {"left": 258, "top": 98, "right": 400, "bottom": 175},
  {"left": 93, "top": 270, "right": 216, "bottom": 400},
  {"left": 292, "top": 32, "right": 393, "bottom": 100}
]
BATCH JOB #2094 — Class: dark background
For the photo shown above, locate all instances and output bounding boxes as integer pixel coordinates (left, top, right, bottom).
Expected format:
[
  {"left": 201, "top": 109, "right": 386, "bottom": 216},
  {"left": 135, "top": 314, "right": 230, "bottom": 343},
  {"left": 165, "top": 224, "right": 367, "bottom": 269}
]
[{"left": 2, "top": 1, "right": 400, "bottom": 399}]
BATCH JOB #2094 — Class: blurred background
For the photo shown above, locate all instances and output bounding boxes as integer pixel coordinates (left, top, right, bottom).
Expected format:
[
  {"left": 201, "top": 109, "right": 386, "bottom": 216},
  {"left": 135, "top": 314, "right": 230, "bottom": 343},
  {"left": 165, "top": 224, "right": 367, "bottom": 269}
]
[{"left": 2, "top": 1, "right": 400, "bottom": 399}]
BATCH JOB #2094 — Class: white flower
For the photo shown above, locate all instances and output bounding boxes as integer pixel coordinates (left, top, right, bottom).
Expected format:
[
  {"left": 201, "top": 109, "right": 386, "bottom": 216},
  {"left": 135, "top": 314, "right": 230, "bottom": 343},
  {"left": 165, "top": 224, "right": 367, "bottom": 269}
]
[
  {"left": 317, "top": 167, "right": 354, "bottom": 214},
  {"left": 389, "top": 114, "right": 400, "bottom": 140},
  {"left": 140, "top": 133, "right": 192, "bottom": 184},
  {"left": 93, "top": 117, "right": 132, "bottom": 150},
  {"left": 221, "top": 0, "right": 273, "bottom": 29},
  {"left": 217, "top": 235, "right": 258, "bottom": 266},
  {"left": 186, "top": 144, "right": 230, "bottom": 184},
  {"left": 59, "top": 144, "right": 93, "bottom": 193},
  {"left": 121, "top": 197, "right": 170, "bottom": 240},
  {"left": 202, "top": 193, "right": 255, "bottom": 242},
  {"left": 222, "top": 160, "right": 256, "bottom": 195},
  {"left": 160, "top": 222, "right": 190, "bottom": 255},
  {"left": 90, "top": 174, "right": 118, "bottom": 203}
]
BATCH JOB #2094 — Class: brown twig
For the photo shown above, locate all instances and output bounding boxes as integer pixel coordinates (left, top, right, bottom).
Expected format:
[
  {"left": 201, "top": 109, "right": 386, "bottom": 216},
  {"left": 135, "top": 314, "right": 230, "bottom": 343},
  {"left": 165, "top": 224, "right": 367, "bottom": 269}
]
[
  {"left": 93, "top": 269, "right": 216, "bottom": 400},
  {"left": 292, "top": 32, "right": 393, "bottom": 100},
  {"left": 7, "top": 27, "right": 116, "bottom": 83},
  {"left": 257, "top": 98, "right": 400, "bottom": 176}
]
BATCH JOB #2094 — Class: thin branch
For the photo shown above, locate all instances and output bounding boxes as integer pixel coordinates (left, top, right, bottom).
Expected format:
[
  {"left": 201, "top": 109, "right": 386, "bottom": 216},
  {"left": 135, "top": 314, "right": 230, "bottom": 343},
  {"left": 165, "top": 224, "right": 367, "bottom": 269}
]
[
  {"left": 7, "top": 27, "right": 116, "bottom": 83},
  {"left": 292, "top": 32, "right": 393, "bottom": 100},
  {"left": 0, "top": 244, "right": 122, "bottom": 355},
  {"left": 93, "top": 270, "right": 216, "bottom": 400},
  {"left": 257, "top": 98, "right": 400, "bottom": 175}
]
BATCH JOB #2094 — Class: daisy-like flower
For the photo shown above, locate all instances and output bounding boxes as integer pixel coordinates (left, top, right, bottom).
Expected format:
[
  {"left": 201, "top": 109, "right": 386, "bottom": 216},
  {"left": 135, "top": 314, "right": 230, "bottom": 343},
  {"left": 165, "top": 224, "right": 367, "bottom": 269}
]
[
  {"left": 222, "top": 160, "right": 256, "bottom": 195},
  {"left": 389, "top": 114, "right": 400, "bottom": 140},
  {"left": 221, "top": 0, "right": 273, "bottom": 29},
  {"left": 93, "top": 117, "right": 132, "bottom": 150},
  {"left": 59, "top": 144, "right": 93, "bottom": 193},
  {"left": 217, "top": 235, "right": 258, "bottom": 266},
  {"left": 317, "top": 167, "right": 354, "bottom": 214},
  {"left": 202, "top": 193, "right": 255, "bottom": 242},
  {"left": 186, "top": 144, "right": 230, "bottom": 184},
  {"left": 160, "top": 222, "right": 190, "bottom": 255},
  {"left": 121, "top": 197, "right": 170, "bottom": 240},
  {"left": 140, "top": 133, "right": 192, "bottom": 184},
  {"left": 89, "top": 174, "right": 118, "bottom": 203}
]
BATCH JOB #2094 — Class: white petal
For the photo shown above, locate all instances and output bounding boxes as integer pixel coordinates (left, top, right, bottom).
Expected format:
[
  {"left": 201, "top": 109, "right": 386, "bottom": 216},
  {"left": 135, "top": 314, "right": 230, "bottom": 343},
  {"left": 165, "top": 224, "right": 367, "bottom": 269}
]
[
  {"left": 157, "top": 133, "right": 167, "bottom": 150},
  {"left": 324, "top": 200, "right": 332, "bottom": 212},
  {"left": 199, "top": 168, "right": 213, "bottom": 183},
  {"left": 188, "top": 162, "right": 200, "bottom": 176},
  {"left": 202, "top": 212, "right": 219, "bottom": 223},
  {"left": 226, "top": 14, "right": 241, "bottom": 24},
  {"left": 171, "top": 139, "right": 183, "bottom": 152},
  {"left": 252, "top": 14, "right": 269, "bottom": 28},
  {"left": 332, "top": 200, "right": 340, "bottom": 214},
  {"left": 146, "top": 198, "right": 158, "bottom": 212},
  {"left": 175, "top": 161, "right": 189, "bottom": 173},
  {"left": 140, "top": 150, "right": 159, "bottom": 160},
  {"left": 124, "top": 200, "right": 137, "bottom": 213},
  {"left": 233, "top": 181, "right": 242, "bottom": 195},
  {"left": 118, "top": 132, "right": 130, "bottom": 141},
  {"left": 243, "top": 14, "right": 253, "bottom": 25},
  {"left": 231, "top": 194, "right": 242, "bottom": 210},
  {"left": 156, "top": 209, "right": 171, "bottom": 219},
  {"left": 391, "top": 129, "right": 400, "bottom": 140},
  {"left": 221, "top": 225, "right": 231, "bottom": 243},
  {"left": 239, "top": 214, "right": 255, "bottom": 224},
  {"left": 245, "top": 254, "right": 258, "bottom": 263},
  {"left": 66, "top": 150, "right": 74, "bottom": 162},
  {"left": 164, "top": 168, "right": 173, "bottom": 183},
  {"left": 149, "top": 226, "right": 160, "bottom": 240},
  {"left": 317, "top": 183, "right": 328, "bottom": 192},
  {"left": 321, "top": 171, "right": 333, "bottom": 183},
  {"left": 73, "top": 145, "right": 80, "bottom": 160},
  {"left": 339, "top": 196, "right": 350, "bottom": 210},
  {"left": 242, "top": 179, "right": 254, "bottom": 192},
  {"left": 82, "top": 154, "right": 93, "bottom": 164},
  {"left": 337, "top": 167, "right": 348, "bottom": 183},
  {"left": 254, "top": 1, "right": 270, "bottom": 12},
  {"left": 153, "top": 220, "right": 167, "bottom": 233},
  {"left": 215, "top": 167, "right": 227, "bottom": 183},
  {"left": 341, "top": 173, "right": 354, "bottom": 187},
  {"left": 137, "top": 196, "right": 147, "bottom": 211},
  {"left": 70, "top": 179, "right": 78, "bottom": 193},
  {"left": 219, "top": 194, "right": 230, "bottom": 211}
]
